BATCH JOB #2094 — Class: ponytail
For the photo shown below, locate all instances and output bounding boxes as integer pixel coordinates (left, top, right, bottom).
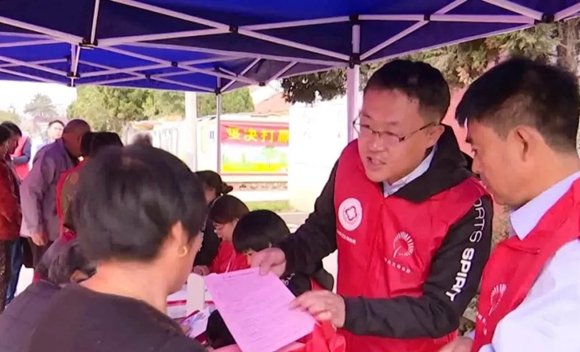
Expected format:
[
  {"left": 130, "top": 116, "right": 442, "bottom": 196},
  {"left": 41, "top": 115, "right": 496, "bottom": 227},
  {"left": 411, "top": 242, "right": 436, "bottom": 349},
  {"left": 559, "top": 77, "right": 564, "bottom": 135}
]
[{"left": 221, "top": 182, "right": 233, "bottom": 195}]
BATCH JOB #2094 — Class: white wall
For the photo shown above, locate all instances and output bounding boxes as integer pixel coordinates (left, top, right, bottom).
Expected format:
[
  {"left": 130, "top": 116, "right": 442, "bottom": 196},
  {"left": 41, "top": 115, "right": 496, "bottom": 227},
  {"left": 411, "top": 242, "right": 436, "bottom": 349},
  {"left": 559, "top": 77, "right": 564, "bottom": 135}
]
[{"left": 288, "top": 96, "right": 353, "bottom": 211}]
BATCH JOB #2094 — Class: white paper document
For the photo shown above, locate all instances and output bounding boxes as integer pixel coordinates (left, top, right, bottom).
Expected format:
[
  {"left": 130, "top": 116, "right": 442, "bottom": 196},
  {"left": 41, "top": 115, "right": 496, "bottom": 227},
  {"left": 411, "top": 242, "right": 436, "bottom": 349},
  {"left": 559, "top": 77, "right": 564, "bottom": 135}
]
[{"left": 205, "top": 268, "right": 315, "bottom": 352}]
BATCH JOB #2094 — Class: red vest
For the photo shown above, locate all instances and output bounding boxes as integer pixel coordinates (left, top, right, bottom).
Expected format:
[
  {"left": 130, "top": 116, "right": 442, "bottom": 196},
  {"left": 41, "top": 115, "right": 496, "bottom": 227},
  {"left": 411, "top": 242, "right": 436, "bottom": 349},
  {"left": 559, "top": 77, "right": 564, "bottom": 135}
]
[
  {"left": 11, "top": 136, "right": 29, "bottom": 180},
  {"left": 334, "top": 141, "right": 486, "bottom": 352},
  {"left": 471, "top": 179, "right": 580, "bottom": 351}
]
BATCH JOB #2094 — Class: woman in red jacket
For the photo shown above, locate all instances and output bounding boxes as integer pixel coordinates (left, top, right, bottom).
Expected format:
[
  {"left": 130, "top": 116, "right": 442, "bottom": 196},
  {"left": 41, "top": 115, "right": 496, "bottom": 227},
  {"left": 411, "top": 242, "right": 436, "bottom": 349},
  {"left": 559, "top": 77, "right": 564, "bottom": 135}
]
[
  {"left": 206, "top": 195, "right": 250, "bottom": 274},
  {"left": 0, "top": 125, "right": 22, "bottom": 311},
  {"left": 56, "top": 132, "right": 123, "bottom": 242}
]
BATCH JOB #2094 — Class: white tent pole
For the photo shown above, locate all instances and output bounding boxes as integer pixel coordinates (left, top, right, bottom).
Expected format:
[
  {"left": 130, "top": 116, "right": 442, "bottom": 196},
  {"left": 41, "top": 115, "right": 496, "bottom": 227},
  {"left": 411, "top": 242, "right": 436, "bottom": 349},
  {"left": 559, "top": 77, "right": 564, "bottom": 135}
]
[
  {"left": 346, "top": 17, "right": 361, "bottom": 143},
  {"left": 216, "top": 78, "right": 223, "bottom": 173},
  {"left": 185, "top": 92, "right": 198, "bottom": 171}
]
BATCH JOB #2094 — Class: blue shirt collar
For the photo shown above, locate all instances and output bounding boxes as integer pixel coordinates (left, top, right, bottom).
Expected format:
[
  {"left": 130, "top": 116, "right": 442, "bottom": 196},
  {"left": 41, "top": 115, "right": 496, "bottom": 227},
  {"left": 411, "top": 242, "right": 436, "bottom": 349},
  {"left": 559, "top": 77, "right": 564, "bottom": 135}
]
[{"left": 510, "top": 171, "right": 580, "bottom": 239}]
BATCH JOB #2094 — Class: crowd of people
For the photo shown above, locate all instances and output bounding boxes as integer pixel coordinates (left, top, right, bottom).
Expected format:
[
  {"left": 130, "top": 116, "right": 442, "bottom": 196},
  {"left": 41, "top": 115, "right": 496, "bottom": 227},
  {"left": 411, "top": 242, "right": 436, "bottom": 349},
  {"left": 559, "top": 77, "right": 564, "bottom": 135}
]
[{"left": 0, "top": 55, "right": 576, "bottom": 352}]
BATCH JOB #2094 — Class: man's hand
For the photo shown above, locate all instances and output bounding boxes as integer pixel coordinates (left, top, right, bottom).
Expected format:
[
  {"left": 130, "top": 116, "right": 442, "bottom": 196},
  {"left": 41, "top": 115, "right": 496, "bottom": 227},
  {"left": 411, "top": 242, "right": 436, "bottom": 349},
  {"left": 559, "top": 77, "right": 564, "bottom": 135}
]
[
  {"left": 192, "top": 265, "right": 210, "bottom": 276},
  {"left": 250, "top": 248, "right": 286, "bottom": 277},
  {"left": 30, "top": 232, "right": 48, "bottom": 246},
  {"left": 291, "top": 290, "right": 346, "bottom": 328},
  {"left": 438, "top": 337, "right": 473, "bottom": 352}
]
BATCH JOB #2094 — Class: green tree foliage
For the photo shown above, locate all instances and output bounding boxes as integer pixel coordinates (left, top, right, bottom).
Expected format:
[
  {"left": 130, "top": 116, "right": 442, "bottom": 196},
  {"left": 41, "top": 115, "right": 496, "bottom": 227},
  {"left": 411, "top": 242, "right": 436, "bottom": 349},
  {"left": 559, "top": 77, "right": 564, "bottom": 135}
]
[
  {"left": 24, "top": 93, "right": 58, "bottom": 117},
  {"left": 67, "top": 87, "right": 255, "bottom": 132},
  {"left": 281, "top": 21, "right": 580, "bottom": 103},
  {"left": 196, "top": 88, "right": 254, "bottom": 117},
  {"left": 0, "top": 107, "right": 21, "bottom": 124}
]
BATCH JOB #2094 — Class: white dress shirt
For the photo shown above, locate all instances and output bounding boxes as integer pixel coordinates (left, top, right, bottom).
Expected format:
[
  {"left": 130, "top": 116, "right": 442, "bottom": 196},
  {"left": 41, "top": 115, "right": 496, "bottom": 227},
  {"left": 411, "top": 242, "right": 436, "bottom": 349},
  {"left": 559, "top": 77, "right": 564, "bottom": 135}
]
[
  {"left": 383, "top": 145, "right": 436, "bottom": 197},
  {"left": 475, "top": 171, "right": 580, "bottom": 352}
]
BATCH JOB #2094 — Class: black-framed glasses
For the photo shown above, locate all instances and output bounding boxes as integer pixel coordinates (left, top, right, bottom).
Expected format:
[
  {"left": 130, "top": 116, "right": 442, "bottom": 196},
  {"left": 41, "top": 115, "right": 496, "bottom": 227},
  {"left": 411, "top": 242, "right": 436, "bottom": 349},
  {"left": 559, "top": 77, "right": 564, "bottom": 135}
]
[{"left": 353, "top": 117, "right": 437, "bottom": 146}]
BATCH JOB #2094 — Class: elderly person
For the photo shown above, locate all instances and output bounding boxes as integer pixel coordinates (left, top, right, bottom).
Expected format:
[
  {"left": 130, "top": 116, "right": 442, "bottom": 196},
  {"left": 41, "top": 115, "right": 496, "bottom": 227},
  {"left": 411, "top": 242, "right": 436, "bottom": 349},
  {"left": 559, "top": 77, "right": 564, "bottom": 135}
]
[
  {"left": 0, "top": 239, "right": 94, "bottom": 352},
  {"left": 23, "top": 145, "right": 207, "bottom": 352},
  {"left": 20, "top": 119, "right": 90, "bottom": 268}
]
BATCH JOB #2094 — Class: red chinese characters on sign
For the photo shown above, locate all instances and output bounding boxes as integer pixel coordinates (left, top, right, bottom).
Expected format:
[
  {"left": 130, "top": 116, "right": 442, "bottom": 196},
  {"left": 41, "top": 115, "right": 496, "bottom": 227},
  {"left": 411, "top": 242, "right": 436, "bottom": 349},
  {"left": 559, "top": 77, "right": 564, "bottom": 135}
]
[{"left": 220, "top": 123, "right": 289, "bottom": 147}]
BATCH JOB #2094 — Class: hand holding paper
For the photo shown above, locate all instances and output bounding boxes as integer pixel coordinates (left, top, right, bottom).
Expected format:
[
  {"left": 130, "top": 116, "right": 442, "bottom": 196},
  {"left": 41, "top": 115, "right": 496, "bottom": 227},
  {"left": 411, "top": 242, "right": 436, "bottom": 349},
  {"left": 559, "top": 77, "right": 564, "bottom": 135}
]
[
  {"left": 205, "top": 268, "right": 315, "bottom": 352},
  {"left": 291, "top": 290, "right": 346, "bottom": 328}
]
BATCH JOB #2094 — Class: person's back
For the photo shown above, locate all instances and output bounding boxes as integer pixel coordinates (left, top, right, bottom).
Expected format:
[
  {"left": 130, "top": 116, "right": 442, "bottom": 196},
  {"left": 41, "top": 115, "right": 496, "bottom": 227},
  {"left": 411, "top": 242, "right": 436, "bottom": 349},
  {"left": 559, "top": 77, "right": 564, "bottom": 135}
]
[
  {"left": 0, "top": 281, "right": 59, "bottom": 352},
  {"left": 28, "top": 285, "right": 203, "bottom": 352}
]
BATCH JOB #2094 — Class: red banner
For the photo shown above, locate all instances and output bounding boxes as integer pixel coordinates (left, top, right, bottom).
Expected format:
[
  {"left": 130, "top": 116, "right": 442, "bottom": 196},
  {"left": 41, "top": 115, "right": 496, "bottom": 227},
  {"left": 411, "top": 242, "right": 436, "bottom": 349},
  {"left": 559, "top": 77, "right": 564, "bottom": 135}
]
[{"left": 220, "top": 122, "right": 289, "bottom": 147}]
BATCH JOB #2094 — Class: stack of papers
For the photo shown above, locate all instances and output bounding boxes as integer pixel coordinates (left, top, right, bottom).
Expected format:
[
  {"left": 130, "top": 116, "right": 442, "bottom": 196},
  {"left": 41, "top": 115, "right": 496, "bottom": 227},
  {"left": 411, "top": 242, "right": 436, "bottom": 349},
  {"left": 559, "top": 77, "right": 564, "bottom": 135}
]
[{"left": 205, "top": 268, "right": 315, "bottom": 352}]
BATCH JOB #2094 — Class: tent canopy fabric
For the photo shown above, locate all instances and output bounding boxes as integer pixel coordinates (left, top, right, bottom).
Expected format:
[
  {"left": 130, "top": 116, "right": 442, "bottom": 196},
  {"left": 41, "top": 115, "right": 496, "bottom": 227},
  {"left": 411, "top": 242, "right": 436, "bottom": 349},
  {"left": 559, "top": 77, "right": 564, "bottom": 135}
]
[{"left": 0, "top": 0, "right": 578, "bottom": 92}]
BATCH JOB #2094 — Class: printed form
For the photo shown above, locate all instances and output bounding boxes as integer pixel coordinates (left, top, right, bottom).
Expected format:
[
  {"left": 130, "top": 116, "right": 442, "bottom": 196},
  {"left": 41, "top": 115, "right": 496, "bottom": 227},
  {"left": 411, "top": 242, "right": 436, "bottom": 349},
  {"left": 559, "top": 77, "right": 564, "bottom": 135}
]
[{"left": 205, "top": 268, "right": 315, "bottom": 352}]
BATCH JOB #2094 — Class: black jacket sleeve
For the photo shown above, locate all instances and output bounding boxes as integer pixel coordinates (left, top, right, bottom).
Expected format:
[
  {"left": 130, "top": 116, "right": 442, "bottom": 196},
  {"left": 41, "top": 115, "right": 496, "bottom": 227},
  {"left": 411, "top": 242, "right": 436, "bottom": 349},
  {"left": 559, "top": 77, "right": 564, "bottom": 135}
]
[
  {"left": 277, "top": 162, "right": 338, "bottom": 275},
  {"left": 342, "top": 195, "right": 493, "bottom": 338},
  {"left": 194, "top": 221, "right": 221, "bottom": 267}
]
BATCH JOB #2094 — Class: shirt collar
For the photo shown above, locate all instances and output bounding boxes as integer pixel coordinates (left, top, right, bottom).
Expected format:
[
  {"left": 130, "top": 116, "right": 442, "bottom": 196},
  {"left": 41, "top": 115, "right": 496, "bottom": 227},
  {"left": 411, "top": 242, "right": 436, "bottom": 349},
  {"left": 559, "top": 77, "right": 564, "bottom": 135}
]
[
  {"left": 383, "top": 144, "right": 437, "bottom": 197},
  {"left": 510, "top": 171, "right": 580, "bottom": 239}
]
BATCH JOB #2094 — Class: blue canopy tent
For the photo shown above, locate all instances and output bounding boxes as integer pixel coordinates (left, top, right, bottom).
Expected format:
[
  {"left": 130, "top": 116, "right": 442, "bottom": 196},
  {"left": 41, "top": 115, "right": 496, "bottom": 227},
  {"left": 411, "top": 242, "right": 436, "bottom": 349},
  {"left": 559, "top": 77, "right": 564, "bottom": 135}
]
[{"left": 0, "top": 0, "right": 579, "bottom": 166}]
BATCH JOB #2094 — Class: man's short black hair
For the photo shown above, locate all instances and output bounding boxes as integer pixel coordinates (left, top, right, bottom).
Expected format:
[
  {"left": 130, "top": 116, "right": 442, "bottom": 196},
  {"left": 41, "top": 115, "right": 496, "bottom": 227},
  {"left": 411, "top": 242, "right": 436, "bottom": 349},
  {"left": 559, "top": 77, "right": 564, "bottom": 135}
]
[
  {"left": 1, "top": 122, "right": 22, "bottom": 137},
  {"left": 232, "top": 210, "right": 290, "bottom": 254},
  {"left": 48, "top": 120, "right": 64, "bottom": 128},
  {"left": 364, "top": 59, "right": 451, "bottom": 123},
  {"left": 456, "top": 57, "right": 580, "bottom": 152},
  {"left": 0, "top": 125, "right": 11, "bottom": 145},
  {"left": 71, "top": 145, "right": 207, "bottom": 262}
]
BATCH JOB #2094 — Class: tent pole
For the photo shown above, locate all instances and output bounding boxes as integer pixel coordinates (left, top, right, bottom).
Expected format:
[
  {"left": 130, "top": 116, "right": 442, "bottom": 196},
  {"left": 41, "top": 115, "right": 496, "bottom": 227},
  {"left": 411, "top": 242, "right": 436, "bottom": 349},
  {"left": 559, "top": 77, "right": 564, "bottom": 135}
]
[
  {"left": 216, "top": 79, "right": 223, "bottom": 173},
  {"left": 346, "top": 20, "right": 361, "bottom": 143},
  {"left": 185, "top": 92, "right": 198, "bottom": 171}
]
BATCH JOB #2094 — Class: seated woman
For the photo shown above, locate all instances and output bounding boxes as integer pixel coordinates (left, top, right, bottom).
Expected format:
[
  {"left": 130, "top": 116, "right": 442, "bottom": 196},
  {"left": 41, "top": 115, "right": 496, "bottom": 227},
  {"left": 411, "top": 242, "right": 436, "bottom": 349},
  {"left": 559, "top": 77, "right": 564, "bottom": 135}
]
[
  {"left": 205, "top": 210, "right": 335, "bottom": 350},
  {"left": 17, "top": 145, "right": 208, "bottom": 352},
  {"left": 200, "top": 195, "right": 250, "bottom": 274},
  {"left": 0, "top": 239, "right": 95, "bottom": 352},
  {"left": 192, "top": 171, "right": 234, "bottom": 273}
]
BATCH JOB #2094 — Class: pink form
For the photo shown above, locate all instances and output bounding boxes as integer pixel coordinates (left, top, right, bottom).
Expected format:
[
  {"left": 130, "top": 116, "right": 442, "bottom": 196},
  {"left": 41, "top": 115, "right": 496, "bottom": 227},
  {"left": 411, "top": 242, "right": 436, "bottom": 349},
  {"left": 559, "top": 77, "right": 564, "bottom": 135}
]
[{"left": 205, "top": 268, "right": 315, "bottom": 352}]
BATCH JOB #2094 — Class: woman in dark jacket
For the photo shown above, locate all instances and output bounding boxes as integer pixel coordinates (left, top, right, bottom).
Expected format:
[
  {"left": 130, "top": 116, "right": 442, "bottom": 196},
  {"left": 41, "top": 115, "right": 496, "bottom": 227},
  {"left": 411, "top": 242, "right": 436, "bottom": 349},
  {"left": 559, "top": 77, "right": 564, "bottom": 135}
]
[
  {"left": 192, "top": 170, "right": 234, "bottom": 273},
  {"left": 4, "top": 145, "right": 208, "bottom": 352}
]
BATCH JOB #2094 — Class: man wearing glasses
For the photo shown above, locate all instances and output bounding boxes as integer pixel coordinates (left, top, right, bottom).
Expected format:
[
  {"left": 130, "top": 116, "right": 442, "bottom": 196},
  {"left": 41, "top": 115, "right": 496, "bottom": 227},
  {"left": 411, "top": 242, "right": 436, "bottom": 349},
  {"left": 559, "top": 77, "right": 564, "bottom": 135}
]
[{"left": 252, "top": 60, "right": 493, "bottom": 352}]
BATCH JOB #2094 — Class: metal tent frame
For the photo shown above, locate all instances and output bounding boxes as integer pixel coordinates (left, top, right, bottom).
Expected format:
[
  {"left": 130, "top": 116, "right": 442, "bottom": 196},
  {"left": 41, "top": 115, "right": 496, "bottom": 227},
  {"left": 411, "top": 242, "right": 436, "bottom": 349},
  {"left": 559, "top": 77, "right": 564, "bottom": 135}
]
[{"left": 0, "top": 0, "right": 579, "bottom": 148}]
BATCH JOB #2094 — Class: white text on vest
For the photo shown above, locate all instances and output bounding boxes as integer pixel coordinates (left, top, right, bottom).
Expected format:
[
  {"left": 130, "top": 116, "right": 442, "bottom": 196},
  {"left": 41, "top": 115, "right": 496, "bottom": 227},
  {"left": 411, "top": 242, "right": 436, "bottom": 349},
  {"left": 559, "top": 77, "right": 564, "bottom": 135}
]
[{"left": 446, "top": 198, "right": 486, "bottom": 301}]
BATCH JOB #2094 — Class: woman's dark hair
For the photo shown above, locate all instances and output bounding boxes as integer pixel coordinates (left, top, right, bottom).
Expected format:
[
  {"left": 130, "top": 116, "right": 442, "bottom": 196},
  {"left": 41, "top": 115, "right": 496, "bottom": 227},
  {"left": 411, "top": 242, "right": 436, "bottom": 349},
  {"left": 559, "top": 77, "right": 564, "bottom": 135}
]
[
  {"left": 1, "top": 122, "right": 22, "bottom": 137},
  {"left": 36, "top": 239, "right": 95, "bottom": 285},
  {"left": 233, "top": 210, "right": 289, "bottom": 254},
  {"left": 71, "top": 145, "right": 207, "bottom": 262},
  {"left": 208, "top": 195, "right": 249, "bottom": 225},
  {"left": 81, "top": 132, "right": 123, "bottom": 158},
  {"left": 195, "top": 170, "right": 233, "bottom": 196},
  {"left": 0, "top": 125, "right": 12, "bottom": 145},
  {"left": 131, "top": 133, "right": 153, "bottom": 146}
]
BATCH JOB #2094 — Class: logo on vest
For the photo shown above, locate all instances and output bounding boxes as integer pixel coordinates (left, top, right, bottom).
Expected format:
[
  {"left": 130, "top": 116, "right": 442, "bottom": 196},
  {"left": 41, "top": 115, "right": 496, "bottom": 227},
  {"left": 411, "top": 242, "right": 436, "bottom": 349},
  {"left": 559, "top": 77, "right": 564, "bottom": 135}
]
[
  {"left": 385, "top": 232, "right": 415, "bottom": 274},
  {"left": 393, "top": 232, "right": 415, "bottom": 257},
  {"left": 338, "top": 198, "right": 363, "bottom": 232},
  {"left": 489, "top": 283, "right": 507, "bottom": 315}
]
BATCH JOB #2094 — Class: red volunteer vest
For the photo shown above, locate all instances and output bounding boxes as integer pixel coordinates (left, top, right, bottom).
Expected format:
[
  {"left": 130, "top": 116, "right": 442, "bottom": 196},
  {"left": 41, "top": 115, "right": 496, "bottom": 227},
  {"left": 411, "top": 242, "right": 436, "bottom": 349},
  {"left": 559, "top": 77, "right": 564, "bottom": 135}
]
[
  {"left": 472, "top": 179, "right": 580, "bottom": 351},
  {"left": 11, "top": 136, "right": 29, "bottom": 180},
  {"left": 334, "top": 141, "right": 486, "bottom": 352}
]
